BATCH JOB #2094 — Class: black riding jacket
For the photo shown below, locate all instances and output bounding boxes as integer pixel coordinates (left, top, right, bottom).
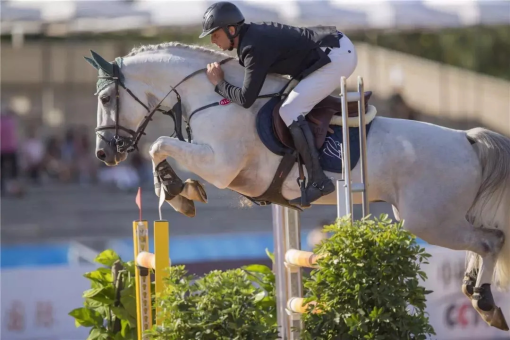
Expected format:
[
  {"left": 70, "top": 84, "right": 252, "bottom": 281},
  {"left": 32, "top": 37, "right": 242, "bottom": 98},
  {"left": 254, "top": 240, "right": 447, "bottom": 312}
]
[{"left": 214, "top": 22, "right": 341, "bottom": 109}]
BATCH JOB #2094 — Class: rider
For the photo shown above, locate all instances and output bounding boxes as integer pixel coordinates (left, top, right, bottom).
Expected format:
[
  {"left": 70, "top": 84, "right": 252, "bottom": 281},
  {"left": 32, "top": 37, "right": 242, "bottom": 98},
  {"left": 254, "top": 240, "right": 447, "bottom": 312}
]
[{"left": 199, "top": 1, "right": 358, "bottom": 207}]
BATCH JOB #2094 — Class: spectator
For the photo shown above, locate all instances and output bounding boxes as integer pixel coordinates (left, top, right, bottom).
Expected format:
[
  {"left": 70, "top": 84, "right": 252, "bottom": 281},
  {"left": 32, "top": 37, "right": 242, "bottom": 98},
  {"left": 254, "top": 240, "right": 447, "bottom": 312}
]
[
  {"left": 75, "top": 131, "right": 97, "bottom": 185},
  {"left": 61, "top": 128, "right": 77, "bottom": 180},
  {"left": 19, "top": 126, "right": 45, "bottom": 185},
  {"left": 43, "top": 135, "right": 72, "bottom": 182},
  {"left": 388, "top": 89, "right": 417, "bottom": 121},
  {"left": 1, "top": 109, "right": 20, "bottom": 195}
]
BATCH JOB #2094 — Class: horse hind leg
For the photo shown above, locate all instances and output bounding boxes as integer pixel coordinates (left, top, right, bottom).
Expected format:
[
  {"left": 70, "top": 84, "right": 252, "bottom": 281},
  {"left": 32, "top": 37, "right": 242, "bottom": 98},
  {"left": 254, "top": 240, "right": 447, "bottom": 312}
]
[
  {"left": 470, "top": 226, "right": 508, "bottom": 331},
  {"left": 403, "top": 215, "right": 508, "bottom": 331},
  {"left": 461, "top": 254, "right": 479, "bottom": 299},
  {"left": 451, "top": 224, "right": 507, "bottom": 331},
  {"left": 462, "top": 229, "right": 482, "bottom": 301}
]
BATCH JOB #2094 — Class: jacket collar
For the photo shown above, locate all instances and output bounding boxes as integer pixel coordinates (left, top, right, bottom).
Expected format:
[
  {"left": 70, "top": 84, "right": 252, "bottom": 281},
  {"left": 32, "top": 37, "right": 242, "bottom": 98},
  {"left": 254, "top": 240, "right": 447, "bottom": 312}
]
[{"left": 236, "top": 23, "right": 250, "bottom": 58}]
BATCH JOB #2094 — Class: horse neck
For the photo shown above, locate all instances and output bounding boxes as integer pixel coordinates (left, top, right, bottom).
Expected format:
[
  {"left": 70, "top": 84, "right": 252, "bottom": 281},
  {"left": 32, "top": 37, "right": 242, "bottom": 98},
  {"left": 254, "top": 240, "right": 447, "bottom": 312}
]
[
  {"left": 123, "top": 49, "right": 234, "bottom": 116},
  {"left": 123, "top": 47, "right": 288, "bottom": 118}
]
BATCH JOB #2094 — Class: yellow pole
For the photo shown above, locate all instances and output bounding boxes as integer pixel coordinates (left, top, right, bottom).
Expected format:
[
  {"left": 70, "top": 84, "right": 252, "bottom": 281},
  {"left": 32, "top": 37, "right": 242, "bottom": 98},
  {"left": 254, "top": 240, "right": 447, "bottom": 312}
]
[
  {"left": 153, "top": 220, "right": 170, "bottom": 325},
  {"left": 133, "top": 220, "right": 152, "bottom": 339}
]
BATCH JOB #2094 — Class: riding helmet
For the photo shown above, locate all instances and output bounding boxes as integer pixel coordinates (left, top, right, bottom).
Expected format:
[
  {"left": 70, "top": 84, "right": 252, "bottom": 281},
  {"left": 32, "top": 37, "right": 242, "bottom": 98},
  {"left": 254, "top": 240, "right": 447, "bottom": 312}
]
[{"left": 199, "top": 1, "right": 245, "bottom": 39}]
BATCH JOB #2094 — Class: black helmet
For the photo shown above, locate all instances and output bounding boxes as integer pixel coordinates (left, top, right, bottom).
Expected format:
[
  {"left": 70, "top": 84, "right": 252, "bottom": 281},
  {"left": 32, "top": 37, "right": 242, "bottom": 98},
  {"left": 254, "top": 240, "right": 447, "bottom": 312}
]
[{"left": 199, "top": 1, "right": 245, "bottom": 39}]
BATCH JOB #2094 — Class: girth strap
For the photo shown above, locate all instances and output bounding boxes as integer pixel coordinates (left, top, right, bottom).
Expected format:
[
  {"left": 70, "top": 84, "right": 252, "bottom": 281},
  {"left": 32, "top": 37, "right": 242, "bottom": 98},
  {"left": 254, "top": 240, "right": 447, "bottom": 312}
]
[{"left": 246, "top": 150, "right": 303, "bottom": 211}]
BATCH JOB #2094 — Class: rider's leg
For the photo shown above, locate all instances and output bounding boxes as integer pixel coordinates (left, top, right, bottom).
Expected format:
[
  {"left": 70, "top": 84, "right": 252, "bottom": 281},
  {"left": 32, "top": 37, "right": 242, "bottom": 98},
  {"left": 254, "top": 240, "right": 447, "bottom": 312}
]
[
  {"left": 280, "top": 33, "right": 358, "bottom": 206},
  {"left": 288, "top": 115, "right": 334, "bottom": 206}
]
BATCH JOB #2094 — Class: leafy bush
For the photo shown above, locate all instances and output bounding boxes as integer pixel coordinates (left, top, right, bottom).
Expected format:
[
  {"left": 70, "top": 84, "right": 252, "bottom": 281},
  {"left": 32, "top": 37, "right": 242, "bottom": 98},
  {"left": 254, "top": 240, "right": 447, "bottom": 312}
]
[
  {"left": 70, "top": 216, "right": 436, "bottom": 340},
  {"left": 69, "top": 249, "right": 277, "bottom": 340},
  {"left": 300, "top": 215, "right": 435, "bottom": 340},
  {"left": 69, "top": 250, "right": 142, "bottom": 340},
  {"left": 147, "top": 262, "right": 278, "bottom": 340}
]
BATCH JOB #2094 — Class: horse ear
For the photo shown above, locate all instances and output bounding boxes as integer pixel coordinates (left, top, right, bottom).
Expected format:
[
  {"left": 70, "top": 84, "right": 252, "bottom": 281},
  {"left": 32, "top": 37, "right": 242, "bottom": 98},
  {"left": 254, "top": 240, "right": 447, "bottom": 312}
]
[
  {"left": 90, "top": 50, "right": 114, "bottom": 75},
  {"left": 84, "top": 56, "right": 99, "bottom": 70}
]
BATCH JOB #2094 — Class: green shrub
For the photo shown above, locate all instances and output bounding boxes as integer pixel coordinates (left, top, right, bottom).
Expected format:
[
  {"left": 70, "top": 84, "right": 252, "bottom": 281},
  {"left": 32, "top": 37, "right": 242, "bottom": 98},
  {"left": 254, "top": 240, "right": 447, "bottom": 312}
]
[
  {"left": 69, "top": 249, "right": 277, "bottom": 340},
  {"left": 69, "top": 250, "right": 142, "bottom": 340},
  {"left": 300, "top": 215, "right": 435, "bottom": 340},
  {"left": 146, "top": 262, "right": 278, "bottom": 340},
  {"left": 70, "top": 215, "right": 436, "bottom": 340}
]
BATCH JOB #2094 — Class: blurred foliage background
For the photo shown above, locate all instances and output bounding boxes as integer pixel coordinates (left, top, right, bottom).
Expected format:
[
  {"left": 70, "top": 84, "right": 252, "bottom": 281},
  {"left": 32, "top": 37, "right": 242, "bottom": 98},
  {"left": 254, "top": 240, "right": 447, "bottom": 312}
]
[
  {"left": 351, "top": 25, "right": 510, "bottom": 81},
  {"left": 4, "top": 25, "right": 508, "bottom": 81}
]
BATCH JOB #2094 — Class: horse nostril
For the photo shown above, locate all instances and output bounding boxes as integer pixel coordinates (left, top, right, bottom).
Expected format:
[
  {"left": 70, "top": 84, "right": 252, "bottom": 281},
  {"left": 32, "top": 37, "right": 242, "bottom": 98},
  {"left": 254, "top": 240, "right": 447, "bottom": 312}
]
[{"left": 96, "top": 149, "right": 106, "bottom": 161}]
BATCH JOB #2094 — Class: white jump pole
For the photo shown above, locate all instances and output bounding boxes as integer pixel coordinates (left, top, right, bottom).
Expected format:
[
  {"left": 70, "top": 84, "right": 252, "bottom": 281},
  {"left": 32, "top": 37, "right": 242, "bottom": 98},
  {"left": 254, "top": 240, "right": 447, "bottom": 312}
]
[
  {"left": 337, "top": 76, "right": 370, "bottom": 220},
  {"left": 272, "top": 205, "right": 303, "bottom": 340},
  {"left": 273, "top": 76, "right": 370, "bottom": 340}
]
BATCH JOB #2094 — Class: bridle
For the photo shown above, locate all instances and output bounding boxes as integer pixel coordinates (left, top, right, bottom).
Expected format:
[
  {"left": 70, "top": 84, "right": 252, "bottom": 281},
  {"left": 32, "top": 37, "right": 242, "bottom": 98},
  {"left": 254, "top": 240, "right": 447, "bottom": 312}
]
[{"left": 95, "top": 57, "right": 234, "bottom": 153}]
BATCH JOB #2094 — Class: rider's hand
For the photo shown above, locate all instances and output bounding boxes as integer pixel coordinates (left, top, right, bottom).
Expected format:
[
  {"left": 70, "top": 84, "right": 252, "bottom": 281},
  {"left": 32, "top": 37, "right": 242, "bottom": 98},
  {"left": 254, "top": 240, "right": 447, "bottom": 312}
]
[{"left": 206, "top": 62, "right": 224, "bottom": 86}]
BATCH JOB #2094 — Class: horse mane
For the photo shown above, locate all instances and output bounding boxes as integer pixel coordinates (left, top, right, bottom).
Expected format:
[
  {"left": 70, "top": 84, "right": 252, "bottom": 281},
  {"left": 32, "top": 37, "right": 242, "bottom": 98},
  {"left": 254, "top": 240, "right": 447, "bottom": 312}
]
[
  {"left": 126, "top": 41, "right": 232, "bottom": 59},
  {"left": 125, "top": 41, "right": 291, "bottom": 83}
]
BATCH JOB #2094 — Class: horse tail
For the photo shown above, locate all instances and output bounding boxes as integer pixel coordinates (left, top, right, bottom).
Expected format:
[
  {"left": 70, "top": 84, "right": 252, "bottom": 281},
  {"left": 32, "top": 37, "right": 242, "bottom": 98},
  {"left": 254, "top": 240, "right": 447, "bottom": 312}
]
[{"left": 466, "top": 127, "right": 510, "bottom": 290}]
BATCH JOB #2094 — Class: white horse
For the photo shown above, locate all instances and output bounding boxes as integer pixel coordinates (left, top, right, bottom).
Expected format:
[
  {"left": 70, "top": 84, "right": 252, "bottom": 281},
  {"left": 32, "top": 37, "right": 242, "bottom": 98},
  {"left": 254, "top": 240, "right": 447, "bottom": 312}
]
[{"left": 85, "top": 42, "right": 510, "bottom": 331}]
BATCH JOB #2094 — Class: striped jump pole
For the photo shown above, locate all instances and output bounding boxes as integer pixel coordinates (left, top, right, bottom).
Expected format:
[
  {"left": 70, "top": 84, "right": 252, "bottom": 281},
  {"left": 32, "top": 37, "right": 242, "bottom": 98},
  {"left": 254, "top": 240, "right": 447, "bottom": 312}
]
[
  {"left": 133, "top": 220, "right": 152, "bottom": 340},
  {"left": 273, "top": 76, "right": 370, "bottom": 340},
  {"left": 133, "top": 219, "right": 170, "bottom": 339}
]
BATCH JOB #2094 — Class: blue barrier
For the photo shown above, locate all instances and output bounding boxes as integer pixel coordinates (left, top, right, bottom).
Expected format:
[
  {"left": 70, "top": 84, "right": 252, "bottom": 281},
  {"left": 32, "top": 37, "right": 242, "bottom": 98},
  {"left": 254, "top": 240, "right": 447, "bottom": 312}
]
[{"left": 1, "top": 232, "right": 427, "bottom": 268}]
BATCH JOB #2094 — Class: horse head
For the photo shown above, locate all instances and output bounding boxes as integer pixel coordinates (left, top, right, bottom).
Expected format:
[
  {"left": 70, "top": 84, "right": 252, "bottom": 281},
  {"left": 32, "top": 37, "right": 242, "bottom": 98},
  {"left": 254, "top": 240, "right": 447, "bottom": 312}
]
[{"left": 85, "top": 50, "right": 165, "bottom": 166}]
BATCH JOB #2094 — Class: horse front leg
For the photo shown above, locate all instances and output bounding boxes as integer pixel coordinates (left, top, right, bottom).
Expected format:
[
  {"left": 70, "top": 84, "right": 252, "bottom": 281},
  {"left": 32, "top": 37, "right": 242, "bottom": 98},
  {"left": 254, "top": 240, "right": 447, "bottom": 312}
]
[
  {"left": 150, "top": 158, "right": 205, "bottom": 218},
  {"left": 149, "top": 136, "right": 239, "bottom": 217}
]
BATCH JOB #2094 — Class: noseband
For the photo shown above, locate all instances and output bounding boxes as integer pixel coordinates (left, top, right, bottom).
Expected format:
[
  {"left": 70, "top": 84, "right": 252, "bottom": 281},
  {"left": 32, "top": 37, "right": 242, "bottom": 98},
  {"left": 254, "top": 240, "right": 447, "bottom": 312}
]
[{"left": 95, "top": 57, "right": 234, "bottom": 153}]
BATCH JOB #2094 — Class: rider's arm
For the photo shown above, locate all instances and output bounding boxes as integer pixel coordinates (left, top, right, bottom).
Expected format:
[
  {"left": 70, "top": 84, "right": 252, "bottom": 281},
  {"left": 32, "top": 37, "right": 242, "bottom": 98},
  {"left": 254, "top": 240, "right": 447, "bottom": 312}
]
[{"left": 214, "top": 45, "right": 271, "bottom": 109}]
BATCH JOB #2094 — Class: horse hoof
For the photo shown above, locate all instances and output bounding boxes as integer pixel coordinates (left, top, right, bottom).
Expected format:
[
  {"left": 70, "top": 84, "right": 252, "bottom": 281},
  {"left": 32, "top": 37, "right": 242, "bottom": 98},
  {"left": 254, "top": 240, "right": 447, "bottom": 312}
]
[
  {"left": 472, "top": 302, "right": 509, "bottom": 331},
  {"left": 182, "top": 179, "right": 208, "bottom": 203},
  {"left": 167, "top": 197, "right": 196, "bottom": 218},
  {"left": 472, "top": 285, "right": 509, "bottom": 331},
  {"left": 181, "top": 204, "right": 196, "bottom": 218},
  {"left": 490, "top": 307, "right": 509, "bottom": 331}
]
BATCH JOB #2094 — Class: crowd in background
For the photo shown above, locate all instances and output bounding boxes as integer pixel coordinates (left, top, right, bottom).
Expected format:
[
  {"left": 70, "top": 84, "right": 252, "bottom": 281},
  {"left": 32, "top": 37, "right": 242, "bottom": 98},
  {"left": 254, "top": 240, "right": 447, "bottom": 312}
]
[{"left": 0, "top": 109, "right": 153, "bottom": 197}]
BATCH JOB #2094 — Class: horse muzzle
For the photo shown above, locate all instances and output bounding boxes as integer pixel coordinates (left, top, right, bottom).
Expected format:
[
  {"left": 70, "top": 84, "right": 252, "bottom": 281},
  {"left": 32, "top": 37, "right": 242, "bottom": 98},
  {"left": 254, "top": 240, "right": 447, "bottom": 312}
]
[{"left": 96, "top": 139, "right": 127, "bottom": 166}]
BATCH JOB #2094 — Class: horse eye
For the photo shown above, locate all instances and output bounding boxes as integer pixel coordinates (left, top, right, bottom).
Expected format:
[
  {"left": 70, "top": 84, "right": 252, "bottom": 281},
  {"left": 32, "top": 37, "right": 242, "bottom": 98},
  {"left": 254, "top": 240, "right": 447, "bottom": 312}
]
[{"left": 100, "top": 96, "right": 110, "bottom": 104}]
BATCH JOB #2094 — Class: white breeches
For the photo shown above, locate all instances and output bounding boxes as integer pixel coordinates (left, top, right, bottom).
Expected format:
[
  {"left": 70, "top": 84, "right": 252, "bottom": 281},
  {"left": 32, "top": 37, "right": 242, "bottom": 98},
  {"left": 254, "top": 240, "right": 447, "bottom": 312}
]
[{"left": 279, "top": 33, "right": 358, "bottom": 126}]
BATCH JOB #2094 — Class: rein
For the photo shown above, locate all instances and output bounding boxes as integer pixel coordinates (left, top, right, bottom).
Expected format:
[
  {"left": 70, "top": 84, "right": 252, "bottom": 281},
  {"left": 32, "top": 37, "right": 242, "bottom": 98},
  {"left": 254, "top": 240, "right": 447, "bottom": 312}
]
[{"left": 183, "top": 85, "right": 285, "bottom": 143}]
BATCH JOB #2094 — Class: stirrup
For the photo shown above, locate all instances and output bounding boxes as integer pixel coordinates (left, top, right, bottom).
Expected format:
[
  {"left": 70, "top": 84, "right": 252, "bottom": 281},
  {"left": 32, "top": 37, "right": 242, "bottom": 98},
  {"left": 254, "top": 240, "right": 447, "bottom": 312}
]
[
  {"left": 296, "top": 176, "right": 310, "bottom": 208},
  {"left": 290, "top": 178, "right": 334, "bottom": 207}
]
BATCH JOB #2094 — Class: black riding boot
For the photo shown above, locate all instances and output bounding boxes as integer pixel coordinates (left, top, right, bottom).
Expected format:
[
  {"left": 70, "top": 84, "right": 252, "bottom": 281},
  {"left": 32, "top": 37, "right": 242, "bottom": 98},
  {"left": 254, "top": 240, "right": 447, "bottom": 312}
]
[{"left": 288, "top": 116, "right": 335, "bottom": 207}]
